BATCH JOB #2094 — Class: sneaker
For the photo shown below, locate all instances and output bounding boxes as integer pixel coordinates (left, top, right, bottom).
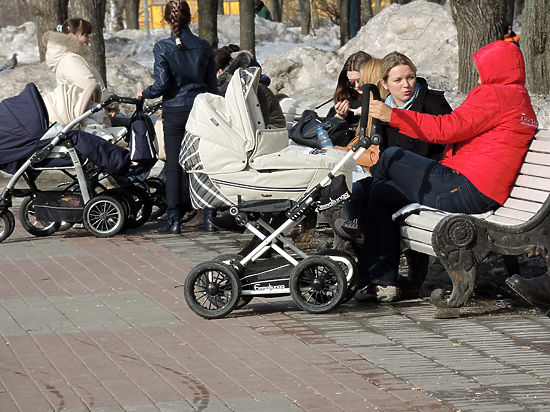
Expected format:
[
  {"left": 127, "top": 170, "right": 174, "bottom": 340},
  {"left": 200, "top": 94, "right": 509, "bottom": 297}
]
[
  {"left": 375, "top": 285, "right": 400, "bottom": 303},
  {"left": 354, "top": 284, "right": 377, "bottom": 303},
  {"left": 333, "top": 218, "right": 364, "bottom": 244}
]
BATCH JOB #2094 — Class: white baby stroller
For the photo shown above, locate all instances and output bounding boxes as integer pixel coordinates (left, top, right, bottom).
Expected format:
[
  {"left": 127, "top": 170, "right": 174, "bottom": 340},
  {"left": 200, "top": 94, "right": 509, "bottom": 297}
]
[
  {"left": 0, "top": 83, "right": 156, "bottom": 241},
  {"left": 180, "top": 67, "right": 382, "bottom": 318}
]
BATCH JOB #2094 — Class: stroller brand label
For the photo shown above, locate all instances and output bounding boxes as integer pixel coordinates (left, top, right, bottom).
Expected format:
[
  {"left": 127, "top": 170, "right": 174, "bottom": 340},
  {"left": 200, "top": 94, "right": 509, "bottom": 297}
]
[{"left": 254, "top": 283, "right": 285, "bottom": 291}]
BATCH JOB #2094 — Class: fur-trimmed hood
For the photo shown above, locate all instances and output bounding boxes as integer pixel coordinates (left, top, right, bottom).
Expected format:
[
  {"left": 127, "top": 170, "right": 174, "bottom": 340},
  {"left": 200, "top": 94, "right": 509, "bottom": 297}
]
[
  {"left": 217, "top": 50, "right": 259, "bottom": 88},
  {"left": 43, "top": 31, "right": 90, "bottom": 73}
]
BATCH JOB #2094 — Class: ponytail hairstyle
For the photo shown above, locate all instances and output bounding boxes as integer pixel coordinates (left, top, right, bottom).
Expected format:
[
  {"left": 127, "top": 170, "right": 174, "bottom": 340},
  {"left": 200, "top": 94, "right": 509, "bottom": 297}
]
[
  {"left": 164, "top": 0, "right": 191, "bottom": 48},
  {"left": 57, "top": 18, "right": 92, "bottom": 36}
]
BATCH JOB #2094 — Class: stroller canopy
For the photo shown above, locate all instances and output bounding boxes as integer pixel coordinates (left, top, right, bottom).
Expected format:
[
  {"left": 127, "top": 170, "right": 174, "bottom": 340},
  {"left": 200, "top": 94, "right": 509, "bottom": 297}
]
[{"left": 0, "top": 83, "right": 49, "bottom": 172}]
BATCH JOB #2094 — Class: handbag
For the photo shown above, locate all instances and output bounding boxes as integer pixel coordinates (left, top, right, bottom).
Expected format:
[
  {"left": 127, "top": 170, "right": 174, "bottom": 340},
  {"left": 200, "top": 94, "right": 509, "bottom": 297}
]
[
  {"left": 127, "top": 99, "right": 157, "bottom": 163},
  {"left": 289, "top": 109, "right": 355, "bottom": 148}
]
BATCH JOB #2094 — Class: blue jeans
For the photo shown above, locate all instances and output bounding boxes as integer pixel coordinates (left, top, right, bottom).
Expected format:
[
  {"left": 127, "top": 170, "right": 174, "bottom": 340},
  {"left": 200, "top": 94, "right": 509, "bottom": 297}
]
[
  {"left": 343, "top": 177, "right": 373, "bottom": 220},
  {"left": 162, "top": 112, "right": 191, "bottom": 215},
  {"left": 358, "top": 147, "right": 499, "bottom": 287}
]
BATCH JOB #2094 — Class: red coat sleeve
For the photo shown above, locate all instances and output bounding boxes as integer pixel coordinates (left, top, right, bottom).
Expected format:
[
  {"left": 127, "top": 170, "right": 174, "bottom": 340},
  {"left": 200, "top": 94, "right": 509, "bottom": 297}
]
[{"left": 389, "top": 86, "right": 502, "bottom": 144}]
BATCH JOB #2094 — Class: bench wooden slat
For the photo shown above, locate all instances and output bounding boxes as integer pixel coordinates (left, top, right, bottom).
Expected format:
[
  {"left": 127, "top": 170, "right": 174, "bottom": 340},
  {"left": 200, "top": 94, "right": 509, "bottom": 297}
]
[
  {"left": 519, "top": 163, "right": 550, "bottom": 179},
  {"left": 402, "top": 212, "right": 447, "bottom": 231},
  {"left": 485, "top": 214, "right": 525, "bottom": 226},
  {"left": 534, "top": 129, "right": 550, "bottom": 141},
  {"left": 502, "top": 197, "right": 544, "bottom": 213},
  {"left": 493, "top": 207, "right": 534, "bottom": 222},
  {"left": 515, "top": 175, "right": 550, "bottom": 191},
  {"left": 400, "top": 226, "right": 433, "bottom": 245},
  {"left": 509, "top": 186, "right": 550, "bottom": 203},
  {"left": 524, "top": 152, "right": 550, "bottom": 166},
  {"left": 529, "top": 139, "right": 550, "bottom": 153},
  {"left": 401, "top": 239, "right": 436, "bottom": 256}
]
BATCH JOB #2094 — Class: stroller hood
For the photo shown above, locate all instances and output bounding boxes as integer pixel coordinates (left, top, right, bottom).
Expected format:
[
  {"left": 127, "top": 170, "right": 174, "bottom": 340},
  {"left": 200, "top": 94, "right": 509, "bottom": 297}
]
[{"left": 0, "top": 83, "right": 50, "bottom": 173}]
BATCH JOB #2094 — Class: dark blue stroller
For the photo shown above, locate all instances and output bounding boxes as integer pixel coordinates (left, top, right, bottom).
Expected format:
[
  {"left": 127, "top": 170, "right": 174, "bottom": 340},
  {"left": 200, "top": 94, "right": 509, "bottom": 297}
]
[{"left": 0, "top": 83, "right": 155, "bottom": 241}]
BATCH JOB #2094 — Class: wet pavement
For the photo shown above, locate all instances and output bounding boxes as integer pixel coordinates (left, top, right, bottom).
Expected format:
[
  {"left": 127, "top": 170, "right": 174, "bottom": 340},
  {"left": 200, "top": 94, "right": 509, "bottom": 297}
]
[{"left": 0, "top": 187, "right": 549, "bottom": 410}]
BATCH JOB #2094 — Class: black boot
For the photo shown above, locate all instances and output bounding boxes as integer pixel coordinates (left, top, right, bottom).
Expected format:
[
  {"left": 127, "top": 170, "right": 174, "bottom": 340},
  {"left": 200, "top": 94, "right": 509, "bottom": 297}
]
[
  {"left": 506, "top": 274, "right": 550, "bottom": 316},
  {"left": 203, "top": 208, "right": 217, "bottom": 232},
  {"left": 158, "top": 212, "right": 180, "bottom": 234}
]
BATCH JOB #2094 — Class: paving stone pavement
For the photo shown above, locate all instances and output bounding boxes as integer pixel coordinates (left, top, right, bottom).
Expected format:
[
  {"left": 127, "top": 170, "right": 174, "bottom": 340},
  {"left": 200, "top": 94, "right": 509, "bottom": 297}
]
[{"left": 0, "top": 210, "right": 549, "bottom": 411}]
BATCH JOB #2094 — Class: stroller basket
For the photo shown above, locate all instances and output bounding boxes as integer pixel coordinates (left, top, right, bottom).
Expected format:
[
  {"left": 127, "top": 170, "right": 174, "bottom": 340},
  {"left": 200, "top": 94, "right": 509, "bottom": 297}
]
[{"left": 34, "top": 191, "right": 84, "bottom": 223}]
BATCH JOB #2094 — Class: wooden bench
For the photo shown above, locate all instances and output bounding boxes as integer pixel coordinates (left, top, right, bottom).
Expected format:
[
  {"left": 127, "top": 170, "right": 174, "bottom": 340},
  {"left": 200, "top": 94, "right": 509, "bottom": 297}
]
[{"left": 397, "top": 129, "right": 550, "bottom": 318}]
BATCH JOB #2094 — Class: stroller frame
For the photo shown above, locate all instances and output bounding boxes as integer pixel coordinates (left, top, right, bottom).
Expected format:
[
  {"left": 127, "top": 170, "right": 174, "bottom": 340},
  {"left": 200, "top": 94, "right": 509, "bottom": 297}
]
[
  {"left": 0, "top": 91, "right": 154, "bottom": 241},
  {"left": 184, "top": 84, "right": 383, "bottom": 319}
]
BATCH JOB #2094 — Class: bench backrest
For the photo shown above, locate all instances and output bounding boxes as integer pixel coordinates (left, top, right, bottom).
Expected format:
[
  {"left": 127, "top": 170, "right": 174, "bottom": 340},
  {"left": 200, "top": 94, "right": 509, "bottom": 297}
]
[{"left": 485, "top": 129, "right": 550, "bottom": 226}]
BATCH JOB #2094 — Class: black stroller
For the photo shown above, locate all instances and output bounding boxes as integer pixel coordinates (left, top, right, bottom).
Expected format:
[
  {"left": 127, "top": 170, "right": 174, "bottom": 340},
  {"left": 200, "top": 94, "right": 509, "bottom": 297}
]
[
  {"left": 0, "top": 83, "right": 156, "bottom": 241},
  {"left": 180, "top": 67, "right": 382, "bottom": 318}
]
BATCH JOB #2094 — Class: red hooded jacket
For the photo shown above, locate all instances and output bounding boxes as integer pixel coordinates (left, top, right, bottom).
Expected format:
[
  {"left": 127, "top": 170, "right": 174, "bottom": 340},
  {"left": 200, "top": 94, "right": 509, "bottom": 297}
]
[{"left": 389, "top": 41, "right": 538, "bottom": 205}]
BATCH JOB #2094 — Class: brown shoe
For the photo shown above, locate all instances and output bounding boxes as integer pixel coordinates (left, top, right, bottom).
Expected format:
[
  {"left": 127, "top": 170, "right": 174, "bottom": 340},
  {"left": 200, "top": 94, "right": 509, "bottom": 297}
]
[{"left": 181, "top": 209, "right": 204, "bottom": 228}]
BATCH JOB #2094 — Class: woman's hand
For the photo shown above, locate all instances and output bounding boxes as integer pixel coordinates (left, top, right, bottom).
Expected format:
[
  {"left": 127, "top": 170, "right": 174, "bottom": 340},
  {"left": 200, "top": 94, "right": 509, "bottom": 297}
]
[
  {"left": 334, "top": 99, "right": 349, "bottom": 119},
  {"left": 369, "top": 100, "right": 392, "bottom": 122},
  {"left": 136, "top": 89, "right": 143, "bottom": 99}
]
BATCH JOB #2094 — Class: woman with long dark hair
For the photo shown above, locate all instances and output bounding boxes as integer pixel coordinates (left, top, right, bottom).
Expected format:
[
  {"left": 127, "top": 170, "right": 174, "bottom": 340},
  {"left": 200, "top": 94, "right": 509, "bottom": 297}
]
[{"left": 138, "top": 0, "right": 218, "bottom": 233}]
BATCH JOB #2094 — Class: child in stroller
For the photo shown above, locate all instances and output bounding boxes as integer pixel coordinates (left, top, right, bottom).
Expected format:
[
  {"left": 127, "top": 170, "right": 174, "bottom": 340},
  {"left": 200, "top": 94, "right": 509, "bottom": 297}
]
[
  {"left": 0, "top": 83, "right": 157, "bottom": 241},
  {"left": 180, "top": 67, "right": 382, "bottom": 318}
]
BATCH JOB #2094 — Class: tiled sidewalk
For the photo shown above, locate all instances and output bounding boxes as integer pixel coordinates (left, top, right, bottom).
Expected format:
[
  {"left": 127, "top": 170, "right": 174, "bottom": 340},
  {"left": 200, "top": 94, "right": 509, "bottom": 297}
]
[{"left": 0, "top": 223, "right": 451, "bottom": 411}]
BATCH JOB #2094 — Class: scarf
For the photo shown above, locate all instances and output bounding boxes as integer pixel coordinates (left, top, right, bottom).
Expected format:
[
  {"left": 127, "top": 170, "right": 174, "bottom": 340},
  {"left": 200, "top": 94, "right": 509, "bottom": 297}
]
[{"left": 384, "top": 83, "right": 421, "bottom": 110}]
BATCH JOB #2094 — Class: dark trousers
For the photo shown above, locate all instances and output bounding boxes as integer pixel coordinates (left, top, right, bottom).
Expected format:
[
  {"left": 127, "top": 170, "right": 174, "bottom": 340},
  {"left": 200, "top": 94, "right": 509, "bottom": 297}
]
[
  {"left": 162, "top": 112, "right": 191, "bottom": 215},
  {"left": 358, "top": 147, "right": 499, "bottom": 287}
]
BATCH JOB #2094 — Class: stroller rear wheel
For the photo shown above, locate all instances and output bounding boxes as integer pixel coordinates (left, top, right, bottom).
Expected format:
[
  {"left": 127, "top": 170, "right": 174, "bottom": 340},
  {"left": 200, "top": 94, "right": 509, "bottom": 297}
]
[
  {"left": 184, "top": 261, "right": 242, "bottom": 319},
  {"left": 119, "top": 186, "right": 152, "bottom": 229},
  {"left": 0, "top": 209, "right": 15, "bottom": 242},
  {"left": 212, "top": 253, "right": 252, "bottom": 309},
  {"left": 83, "top": 195, "right": 126, "bottom": 237},
  {"left": 145, "top": 177, "right": 167, "bottom": 220},
  {"left": 19, "top": 196, "right": 61, "bottom": 237},
  {"left": 316, "top": 249, "right": 359, "bottom": 304},
  {"left": 290, "top": 256, "right": 346, "bottom": 313}
]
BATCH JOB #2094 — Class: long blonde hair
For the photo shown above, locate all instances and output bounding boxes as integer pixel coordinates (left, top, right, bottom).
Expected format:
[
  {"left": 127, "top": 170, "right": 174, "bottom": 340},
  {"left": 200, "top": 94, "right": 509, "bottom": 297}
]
[{"left": 358, "top": 58, "right": 389, "bottom": 136}]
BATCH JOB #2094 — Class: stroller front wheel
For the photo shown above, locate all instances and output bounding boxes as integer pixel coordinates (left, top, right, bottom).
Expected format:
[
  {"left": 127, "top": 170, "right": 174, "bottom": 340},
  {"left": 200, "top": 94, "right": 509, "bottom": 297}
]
[
  {"left": 184, "top": 261, "right": 242, "bottom": 319},
  {"left": 83, "top": 195, "right": 127, "bottom": 237},
  {"left": 0, "top": 209, "right": 15, "bottom": 242},
  {"left": 290, "top": 256, "right": 346, "bottom": 314},
  {"left": 19, "top": 196, "right": 60, "bottom": 237}
]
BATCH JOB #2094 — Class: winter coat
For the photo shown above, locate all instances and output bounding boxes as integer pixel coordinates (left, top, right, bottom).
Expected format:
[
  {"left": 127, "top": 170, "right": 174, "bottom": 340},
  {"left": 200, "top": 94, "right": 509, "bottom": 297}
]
[
  {"left": 257, "top": 5, "right": 272, "bottom": 20},
  {"left": 381, "top": 77, "right": 451, "bottom": 160},
  {"left": 389, "top": 40, "right": 538, "bottom": 205},
  {"left": 42, "top": 31, "right": 109, "bottom": 101},
  {"left": 142, "top": 27, "right": 218, "bottom": 113}
]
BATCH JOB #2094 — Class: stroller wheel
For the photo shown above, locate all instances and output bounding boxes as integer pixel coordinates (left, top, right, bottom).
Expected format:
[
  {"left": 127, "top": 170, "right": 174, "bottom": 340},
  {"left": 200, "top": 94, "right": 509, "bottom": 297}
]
[
  {"left": 316, "top": 249, "right": 359, "bottom": 304},
  {"left": 19, "top": 196, "right": 61, "bottom": 237},
  {"left": 145, "top": 177, "right": 166, "bottom": 220},
  {"left": 0, "top": 209, "right": 15, "bottom": 242},
  {"left": 83, "top": 195, "right": 126, "bottom": 237},
  {"left": 184, "top": 261, "right": 242, "bottom": 319},
  {"left": 211, "top": 253, "right": 251, "bottom": 309},
  {"left": 290, "top": 256, "right": 346, "bottom": 314}
]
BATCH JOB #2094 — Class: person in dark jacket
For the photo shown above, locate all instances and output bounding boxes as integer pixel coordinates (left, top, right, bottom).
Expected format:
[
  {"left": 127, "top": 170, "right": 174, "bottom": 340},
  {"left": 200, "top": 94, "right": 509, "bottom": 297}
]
[
  {"left": 138, "top": 0, "right": 217, "bottom": 234},
  {"left": 255, "top": 0, "right": 272, "bottom": 20}
]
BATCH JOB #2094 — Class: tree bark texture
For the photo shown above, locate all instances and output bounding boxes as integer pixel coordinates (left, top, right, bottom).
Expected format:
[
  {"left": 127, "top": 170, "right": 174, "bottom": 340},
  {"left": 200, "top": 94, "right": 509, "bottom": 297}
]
[
  {"left": 522, "top": 0, "right": 550, "bottom": 93},
  {"left": 28, "top": 0, "right": 68, "bottom": 61},
  {"left": 513, "top": 0, "right": 524, "bottom": 18},
  {"left": 339, "top": 0, "right": 350, "bottom": 46},
  {"left": 198, "top": 0, "right": 219, "bottom": 48},
  {"left": 69, "top": 0, "right": 107, "bottom": 85},
  {"left": 269, "top": 0, "right": 282, "bottom": 22},
  {"left": 361, "top": 0, "right": 373, "bottom": 27},
  {"left": 299, "top": 0, "right": 311, "bottom": 35},
  {"left": 450, "top": 0, "right": 507, "bottom": 93},
  {"left": 239, "top": 0, "right": 255, "bottom": 56},
  {"left": 124, "top": 0, "right": 140, "bottom": 30},
  {"left": 218, "top": 0, "right": 225, "bottom": 14},
  {"left": 504, "top": 0, "right": 515, "bottom": 24}
]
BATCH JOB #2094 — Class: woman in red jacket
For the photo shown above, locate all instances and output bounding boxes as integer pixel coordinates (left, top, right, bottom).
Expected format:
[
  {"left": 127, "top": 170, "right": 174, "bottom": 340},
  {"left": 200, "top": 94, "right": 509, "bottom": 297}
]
[{"left": 359, "top": 40, "right": 538, "bottom": 302}]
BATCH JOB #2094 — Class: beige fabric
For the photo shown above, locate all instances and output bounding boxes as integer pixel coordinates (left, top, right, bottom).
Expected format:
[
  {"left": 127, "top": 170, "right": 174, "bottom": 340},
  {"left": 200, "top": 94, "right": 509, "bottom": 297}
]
[
  {"left": 43, "top": 82, "right": 101, "bottom": 125},
  {"left": 249, "top": 128, "right": 289, "bottom": 161}
]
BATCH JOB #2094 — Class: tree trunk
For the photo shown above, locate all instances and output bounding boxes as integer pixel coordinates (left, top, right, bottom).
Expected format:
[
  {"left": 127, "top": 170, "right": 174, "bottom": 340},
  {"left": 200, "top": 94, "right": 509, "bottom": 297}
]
[
  {"left": 522, "top": 0, "right": 550, "bottom": 93},
  {"left": 69, "top": 0, "right": 107, "bottom": 85},
  {"left": 450, "top": 0, "right": 507, "bottom": 93},
  {"left": 340, "top": 0, "right": 350, "bottom": 46},
  {"left": 28, "top": 0, "right": 68, "bottom": 61},
  {"left": 299, "top": 0, "right": 311, "bottom": 35},
  {"left": 198, "top": 0, "right": 218, "bottom": 48},
  {"left": 142, "top": 0, "right": 150, "bottom": 32},
  {"left": 269, "top": 0, "right": 282, "bottom": 22},
  {"left": 124, "top": 0, "right": 140, "bottom": 30},
  {"left": 218, "top": 0, "right": 224, "bottom": 14},
  {"left": 504, "top": 0, "right": 515, "bottom": 24},
  {"left": 513, "top": 0, "right": 524, "bottom": 18},
  {"left": 239, "top": 0, "right": 255, "bottom": 56},
  {"left": 361, "top": 0, "right": 373, "bottom": 27},
  {"left": 349, "top": 0, "right": 360, "bottom": 38}
]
